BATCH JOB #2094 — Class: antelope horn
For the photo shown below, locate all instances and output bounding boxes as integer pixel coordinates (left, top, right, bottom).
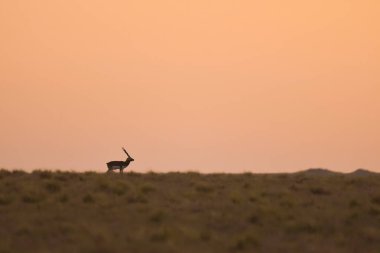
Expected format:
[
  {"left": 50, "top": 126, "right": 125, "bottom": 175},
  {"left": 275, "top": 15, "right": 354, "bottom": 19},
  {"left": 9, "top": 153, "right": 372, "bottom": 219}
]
[{"left": 122, "top": 147, "right": 131, "bottom": 157}]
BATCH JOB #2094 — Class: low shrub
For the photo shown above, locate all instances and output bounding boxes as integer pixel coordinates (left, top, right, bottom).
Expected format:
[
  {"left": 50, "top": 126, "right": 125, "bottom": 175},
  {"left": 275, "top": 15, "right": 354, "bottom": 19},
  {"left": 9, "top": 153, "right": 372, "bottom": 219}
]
[
  {"left": 195, "top": 184, "right": 213, "bottom": 193},
  {"left": 371, "top": 195, "right": 380, "bottom": 205},
  {"left": 140, "top": 184, "right": 155, "bottom": 194},
  {"left": 150, "top": 229, "right": 169, "bottom": 242},
  {"left": 232, "top": 235, "right": 259, "bottom": 251},
  {"left": 32, "top": 170, "right": 52, "bottom": 179},
  {"left": 21, "top": 192, "right": 44, "bottom": 204},
  {"left": 58, "top": 194, "right": 69, "bottom": 203},
  {"left": 199, "top": 231, "right": 212, "bottom": 241},
  {"left": 0, "top": 195, "right": 12, "bottom": 205},
  {"left": 126, "top": 194, "right": 147, "bottom": 204},
  {"left": 149, "top": 210, "right": 165, "bottom": 223},
  {"left": 83, "top": 194, "right": 95, "bottom": 203},
  {"left": 310, "top": 187, "right": 330, "bottom": 195},
  {"left": 45, "top": 182, "right": 61, "bottom": 193}
]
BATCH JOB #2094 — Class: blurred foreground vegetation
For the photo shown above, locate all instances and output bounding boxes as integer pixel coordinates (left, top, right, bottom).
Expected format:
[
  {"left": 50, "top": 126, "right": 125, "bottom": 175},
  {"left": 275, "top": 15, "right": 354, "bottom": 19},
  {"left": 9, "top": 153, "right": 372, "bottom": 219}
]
[{"left": 0, "top": 169, "right": 380, "bottom": 253}]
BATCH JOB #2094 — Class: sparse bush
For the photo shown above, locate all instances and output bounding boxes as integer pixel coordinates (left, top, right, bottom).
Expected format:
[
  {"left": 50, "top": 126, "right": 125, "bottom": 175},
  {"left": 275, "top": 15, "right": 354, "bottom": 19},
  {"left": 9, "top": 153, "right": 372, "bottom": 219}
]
[
  {"left": 97, "top": 181, "right": 110, "bottom": 192},
  {"left": 58, "top": 194, "right": 69, "bottom": 203},
  {"left": 232, "top": 235, "right": 259, "bottom": 251},
  {"left": 286, "top": 221, "right": 317, "bottom": 234},
  {"left": 295, "top": 176, "right": 307, "bottom": 184},
  {"left": 186, "top": 171, "right": 201, "bottom": 177},
  {"left": 230, "top": 195, "right": 241, "bottom": 204},
  {"left": 301, "top": 200, "right": 315, "bottom": 207},
  {"left": 83, "top": 194, "right": 95, "bottom": 203},
  {"left": 54, "top": 174, "right": 68, "bottom": 182},
  {"left": 0, "top": 169, "right": 11, "bottom": 180},
  {"left": 0, "top": 195, "right": 12, "bottom": 205},
  {"left": 369, "top": 207, "right": 380, "bottom": 216},
  {"left": 243, "top": 172, "right": 253, "bottom": 177},
  {"left": 280, "top": 199, "right": 294, "bottom": 208},
  {"left": 150, "top": 229, "right": 169, "bottom": 242},
  {"left": 45, "top": 182, "right": 61, "bottom": 193},
  {"left": 345, "top": 212, "right": 359, "bottom": 225},
  {"left": 242, "top": 182, "right": 250, "bottom": 189},
  {"left": 32, "top": 170, "right": 52, "bottom": 179},
  {"left": 248, "top": 213, "right": 260, "bottom": 224},
  {"left": 195, "top": 184, "right": 213, "bottom": 193},
  {"left": 97, "top": 180, "right": 129, "bottom": 196},
  {"left": 11, "top": 170, "right": 26, "bottom": 176},
  {"left": 349, "top": 199, "right": 360, "bottom": 208},
  {"left": 126, "top": 194, "right": 147, "bottom": 204},
  {"left": 371, "top": 195, "right": 380, "bottom": 205},
  {"left": 310, "top": 187, "right": 330, "bottom": 195},
  {"left": 21, "top": 192, "right": 43, "bottom": 204},
  {"left": 15, "top": 225, "right": 32, "bottom": 236},
  {"left": 149, "top": 210, "right": 165, "bottom": 223},
  {"left": 278, "top": 174, "right": 289, "bottom": 179},
  {"left": 360, "top": 226, "right": 380, "bottom": 243},
  {"left": 112, "top": 182, "right": 129, "bottom": 196},
  {"left": 127, "top": 172, "right": 141, "bottom": 177},
  {"left": 289, "top": 184, "right": 299, "bottom": 191},
  {"left": 199, "top": 231, "right": 212, "bottom": 241},
  {"left": 140, "top": 184, "right": 155, "bottom": 194}
]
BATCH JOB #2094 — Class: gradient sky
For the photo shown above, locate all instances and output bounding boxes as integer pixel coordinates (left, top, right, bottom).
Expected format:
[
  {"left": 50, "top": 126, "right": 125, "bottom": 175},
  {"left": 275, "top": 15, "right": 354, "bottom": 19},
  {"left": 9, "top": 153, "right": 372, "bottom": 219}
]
[{"left": 1, "top": 0, "right": 379, "bottom": 173}]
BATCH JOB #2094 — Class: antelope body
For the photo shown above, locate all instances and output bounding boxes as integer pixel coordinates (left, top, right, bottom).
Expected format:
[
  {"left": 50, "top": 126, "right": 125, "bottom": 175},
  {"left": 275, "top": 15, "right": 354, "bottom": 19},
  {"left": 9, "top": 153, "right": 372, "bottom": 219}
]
[{"left": 107, "top": 147, "right": 134, "bottom": 173}]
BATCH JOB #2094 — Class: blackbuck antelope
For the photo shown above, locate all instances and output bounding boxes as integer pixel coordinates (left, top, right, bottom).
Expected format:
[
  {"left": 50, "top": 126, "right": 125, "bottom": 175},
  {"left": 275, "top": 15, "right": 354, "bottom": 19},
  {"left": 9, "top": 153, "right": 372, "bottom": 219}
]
[{"left": 107, "top": 147, "right": 134, "bottom": 173}]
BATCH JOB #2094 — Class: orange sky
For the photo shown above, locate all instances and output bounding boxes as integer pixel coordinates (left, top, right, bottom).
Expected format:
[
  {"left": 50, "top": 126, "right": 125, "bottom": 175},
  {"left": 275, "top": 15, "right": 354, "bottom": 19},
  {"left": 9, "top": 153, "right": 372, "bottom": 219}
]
[{"left": 1, "top": 0, "right": 379, "bottom": 173}]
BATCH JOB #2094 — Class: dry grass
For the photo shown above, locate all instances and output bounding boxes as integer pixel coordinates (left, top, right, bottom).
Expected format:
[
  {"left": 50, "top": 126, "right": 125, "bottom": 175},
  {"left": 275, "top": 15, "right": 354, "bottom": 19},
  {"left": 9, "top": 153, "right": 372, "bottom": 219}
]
[{"left": 0, "top": 169, "right": 380, "bottom": 253}]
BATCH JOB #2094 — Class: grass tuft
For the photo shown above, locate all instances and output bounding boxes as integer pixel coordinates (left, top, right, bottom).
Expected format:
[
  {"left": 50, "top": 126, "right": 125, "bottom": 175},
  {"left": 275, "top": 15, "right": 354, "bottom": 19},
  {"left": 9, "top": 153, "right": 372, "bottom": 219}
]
[
  {"left": 83, "top": 194, "right": 95, "bottom": 203},
  {"left": 0, "top": 195, "right": 12, "bottom": 205},
  {"left": 21, "top": 192, "right": 43, "bottom": 204},
  {"left": 150, "top": 229, "right": 169, "bottom": 242},
  {"left": 310, "top": 187, "right": 330, "bottom": 195},
  {"left": 140, "top": 184, "right": 155, "bottom": 194},
  {"left": 371, "top": 195, "right": 380, "bottom": 205},
  {"left": 45, "top": 182, "right": 61, "bottom": 193},
  {"left": 232, "top": 235, "right": 260, "bottom": 251},
  {"left": 195, "top": 184, "right": 213, "bottom": 193},
  {"left": 149, "top": 210, "right": 165, "bottom": 223},
  {"left": 58, "top": 194, "right": 69, "bottom": 203}
]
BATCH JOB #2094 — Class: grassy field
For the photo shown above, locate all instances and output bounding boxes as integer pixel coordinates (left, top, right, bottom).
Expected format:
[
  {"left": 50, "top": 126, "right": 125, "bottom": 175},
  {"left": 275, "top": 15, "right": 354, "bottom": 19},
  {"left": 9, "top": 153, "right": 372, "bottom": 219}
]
[{"left": 0, "top": 169, "right": 380, "bottom": 253}]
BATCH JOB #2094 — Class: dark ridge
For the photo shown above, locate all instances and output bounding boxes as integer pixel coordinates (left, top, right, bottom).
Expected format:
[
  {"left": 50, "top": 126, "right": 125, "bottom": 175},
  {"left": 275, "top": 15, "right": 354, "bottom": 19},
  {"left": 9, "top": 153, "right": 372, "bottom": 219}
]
[
  {"left": 296, "top": 168, "right": 339, "bottom": 175},
  {"left": 349, "top": 168, "right": 377, "bottom": 176}
]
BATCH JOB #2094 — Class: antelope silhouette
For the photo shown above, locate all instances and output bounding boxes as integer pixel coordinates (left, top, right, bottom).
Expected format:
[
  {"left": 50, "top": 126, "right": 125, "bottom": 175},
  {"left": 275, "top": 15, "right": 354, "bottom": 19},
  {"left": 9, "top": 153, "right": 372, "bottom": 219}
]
[{"left": 107, "top": 147, "right": 134, "bottom": 173}]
